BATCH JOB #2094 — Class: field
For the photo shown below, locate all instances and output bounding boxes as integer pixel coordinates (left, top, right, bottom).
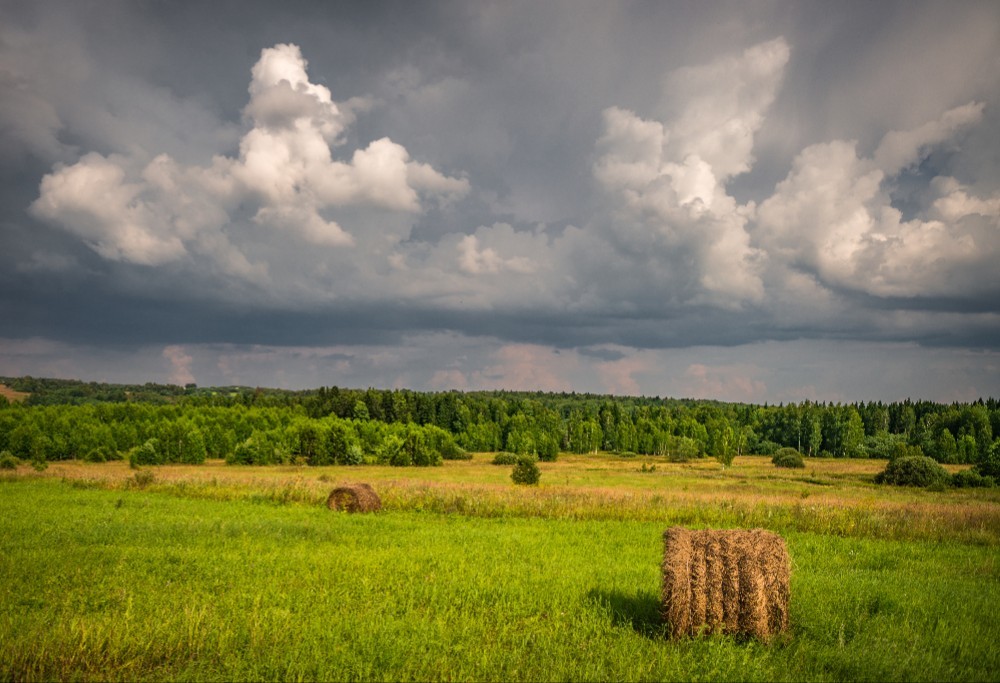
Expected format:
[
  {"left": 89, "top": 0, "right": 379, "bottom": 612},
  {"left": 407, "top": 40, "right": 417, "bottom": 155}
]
[
  {"left": 0, "top": 384, "right": 29, "bottom": 403},
  {"left": 1, "top": 455, "right": 999, "bottom": 681}
]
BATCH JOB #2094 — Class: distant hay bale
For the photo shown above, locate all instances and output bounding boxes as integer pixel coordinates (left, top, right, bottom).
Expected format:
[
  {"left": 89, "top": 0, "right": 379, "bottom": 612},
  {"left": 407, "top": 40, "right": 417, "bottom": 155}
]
[
  {"left": 326, "top": 483, "right": 381, "bottom": 513},
  {"left": 661, "top": 527, "right": 790, "bottom": 641}
]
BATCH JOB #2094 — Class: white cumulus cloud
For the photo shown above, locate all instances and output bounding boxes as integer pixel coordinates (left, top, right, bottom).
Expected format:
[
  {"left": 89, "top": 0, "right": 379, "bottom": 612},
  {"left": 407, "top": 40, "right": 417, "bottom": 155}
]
[
  {"left": 587, "top": 39, "right": 790, "bottom": 307},
  {"left": 31, "top": 43, "right": 468, "bottom": 285},
  {"left": 756, "top": 102, "right": 997, "bottom": 298}
]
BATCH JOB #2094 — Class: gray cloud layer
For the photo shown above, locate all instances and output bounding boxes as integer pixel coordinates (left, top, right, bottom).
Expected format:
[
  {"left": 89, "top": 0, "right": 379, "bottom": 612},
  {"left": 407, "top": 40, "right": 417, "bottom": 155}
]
[{"left": 1, "top": 1, "right": 999, "bottom": 400}]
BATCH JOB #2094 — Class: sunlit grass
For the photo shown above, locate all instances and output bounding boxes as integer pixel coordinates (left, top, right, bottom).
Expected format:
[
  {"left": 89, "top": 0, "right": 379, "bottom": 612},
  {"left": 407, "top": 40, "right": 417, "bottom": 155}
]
[
  {"left": 21, "top": 454, "right": 1000, "bottom": 544},
  {"left": 0, "top": 476, "right": 997, "bottom": 682}
]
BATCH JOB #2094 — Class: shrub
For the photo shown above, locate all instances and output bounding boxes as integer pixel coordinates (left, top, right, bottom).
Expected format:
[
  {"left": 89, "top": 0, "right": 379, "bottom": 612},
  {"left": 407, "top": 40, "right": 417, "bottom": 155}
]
[
  {"left": 441, "top": 442, "right": 472, "bottom": 460},
  {"left": 772, "top": 448, "right": 805, "bottom": 469},
  {"left": 875, "top": 455, "right": 949, "bottom": 487},
  {"left": 131, "top": 470, "right": 156, "bottom": 488},
  {"left": 130, "top": 438, "right": 163, "bottom": 467},
  {"left": 84, "top": 447, "right": 109, "bottom": 463},
  {"left": 951, "top": 469, "right": 996, "bottom": 489},
  {"left": 492, "top": 452, "right": 524, "bottom": 465},
  {"left": 0, "top": 450, "right": 18, "bottom": 470},
  {"left": 511, "top": 456, "right": 541, "bottom": 485}
]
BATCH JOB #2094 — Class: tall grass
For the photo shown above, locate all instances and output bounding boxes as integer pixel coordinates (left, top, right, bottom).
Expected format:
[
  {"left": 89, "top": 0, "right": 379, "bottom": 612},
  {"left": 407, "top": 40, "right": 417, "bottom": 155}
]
[
  {"left": 1, "top": 476, "right": 998, "bottom": 681},
  {"left": 21, "top": 455, "right": 1000, "bottom": 544}
]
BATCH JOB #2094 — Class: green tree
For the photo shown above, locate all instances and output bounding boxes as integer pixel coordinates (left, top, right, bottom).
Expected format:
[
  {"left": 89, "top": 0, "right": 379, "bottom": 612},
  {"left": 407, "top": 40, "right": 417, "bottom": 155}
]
[
  {"left": 976, "top": 439, "right": 1000, "bottom": 478},
  {"left": 352, "top": 400, "right": 370, "bottom": 421}
]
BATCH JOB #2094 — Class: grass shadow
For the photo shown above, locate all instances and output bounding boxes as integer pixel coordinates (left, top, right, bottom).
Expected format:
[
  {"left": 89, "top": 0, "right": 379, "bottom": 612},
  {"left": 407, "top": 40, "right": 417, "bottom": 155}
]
[{"left": 586, "top": 587, "right": 664, "bottom": 639}]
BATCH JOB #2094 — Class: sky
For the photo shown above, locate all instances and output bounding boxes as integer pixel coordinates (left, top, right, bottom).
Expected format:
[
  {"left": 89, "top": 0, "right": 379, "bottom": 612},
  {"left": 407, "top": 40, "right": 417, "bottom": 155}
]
[{"left": 1, "top": 0, "right": 999, "bottom": 403}]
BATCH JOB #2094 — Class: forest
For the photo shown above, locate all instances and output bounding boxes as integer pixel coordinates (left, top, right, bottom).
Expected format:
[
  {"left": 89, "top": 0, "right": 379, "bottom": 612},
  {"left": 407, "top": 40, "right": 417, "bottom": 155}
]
[{"left": 1, "top": 375, "right": 999, "bottom": 470}]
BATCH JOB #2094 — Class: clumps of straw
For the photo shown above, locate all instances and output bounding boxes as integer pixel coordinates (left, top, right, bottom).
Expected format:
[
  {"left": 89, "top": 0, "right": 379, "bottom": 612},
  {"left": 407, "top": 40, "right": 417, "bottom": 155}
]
[
  {"left": 326, "top": 483, "right": 382, "bottom": 513},
  {"left": 661, "top": 527, "right": 790, "bottom": 641}
]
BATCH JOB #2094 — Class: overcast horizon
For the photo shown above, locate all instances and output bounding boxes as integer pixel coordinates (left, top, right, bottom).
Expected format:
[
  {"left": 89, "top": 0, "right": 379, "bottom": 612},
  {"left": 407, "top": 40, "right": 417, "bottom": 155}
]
[{"left": 2, "top": 1, "right": 999, "bottom": 403}]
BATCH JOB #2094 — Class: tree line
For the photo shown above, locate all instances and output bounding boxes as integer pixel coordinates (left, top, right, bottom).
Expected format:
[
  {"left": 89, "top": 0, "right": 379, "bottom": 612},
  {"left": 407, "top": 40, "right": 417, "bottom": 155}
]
[{"left": 1, "top": 376, "right": 998, "bottom": 468}]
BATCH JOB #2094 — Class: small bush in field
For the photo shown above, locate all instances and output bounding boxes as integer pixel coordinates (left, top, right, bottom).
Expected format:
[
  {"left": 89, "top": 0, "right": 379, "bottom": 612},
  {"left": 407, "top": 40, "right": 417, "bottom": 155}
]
[
  {"left": 951, "top": 469, "right": 995, "bottom": 489},
  {"left": 84, "top": 447, "right": 109, "bottom": 463},
  {"left": 131, "top": 470, "right": 156, "bottom": 488},
  {"left": 0, "top": 451, "right": 18, "bottom": 469},
  {"left": 130, "top": 439, "right": 162, "bottom": 467},
  {"left": 493, "top": 452, "right": 527, "bottom": 465},
  {"left": 511, "top": 456, "right": 541, "bottom": 486},
  {"left": 772, "top": 448, "right": 805, "bottom": 468},
  {"left": 875, "top": 456, "right": 949, "bottom": 487}
]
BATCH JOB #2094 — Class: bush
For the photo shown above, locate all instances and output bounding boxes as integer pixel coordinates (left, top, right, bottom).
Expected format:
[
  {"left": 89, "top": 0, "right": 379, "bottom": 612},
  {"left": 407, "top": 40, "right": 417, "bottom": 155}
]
[
  {"left": 130, "top": 470, "right": 156, "bottom": 488},
  {"left": 0, "top": 450, "right": 18, "bottom": 470},
  {"left": 84, "top": 447, "right": 109, "bottom": 463},
  {"left": 441, "top": 442, "right": 472, "bottom": 460},
  {"left": 511, "top": 456, "right": 541, "bottom": 485},
  {"left": 951, "top": 469, "right": 996, "bottom": 489},
  {"left": 492, "top": 451, "right": 526, "bottom": 465},
  {"left": 130, "top": 439, "right": 163, "bottom": 467},
  {"left": 875, "top": 455, "right": 950, "bottom": 487},
  {"left": 772, "top": 448, "right": 805, "bottom": 469}
]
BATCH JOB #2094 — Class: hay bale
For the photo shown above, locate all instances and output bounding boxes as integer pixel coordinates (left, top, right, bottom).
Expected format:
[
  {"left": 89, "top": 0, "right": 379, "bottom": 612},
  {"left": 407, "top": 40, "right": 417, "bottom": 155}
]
[
  {"left": 661, "top": 527, "right": 790, "bottom": 641},
  {"left": 326, "top": 483, "right": 381, "bottom": 513}
]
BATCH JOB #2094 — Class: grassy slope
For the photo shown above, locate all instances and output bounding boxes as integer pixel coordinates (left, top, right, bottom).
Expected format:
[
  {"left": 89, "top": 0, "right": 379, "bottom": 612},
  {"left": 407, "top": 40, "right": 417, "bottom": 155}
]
[{"left": 1, "top": 457, "right": 998, "bottom": 681}]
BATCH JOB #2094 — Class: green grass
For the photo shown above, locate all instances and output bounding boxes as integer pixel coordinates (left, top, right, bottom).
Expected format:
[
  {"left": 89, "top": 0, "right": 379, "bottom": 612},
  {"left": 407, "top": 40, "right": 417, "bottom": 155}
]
[{"left": 1, "top": 476, "right": 998, "bottom": 681}]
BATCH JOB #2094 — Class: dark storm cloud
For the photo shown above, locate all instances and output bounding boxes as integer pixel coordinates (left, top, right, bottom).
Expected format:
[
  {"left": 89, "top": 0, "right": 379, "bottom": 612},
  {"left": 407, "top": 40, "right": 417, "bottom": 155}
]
[{"left": 1, "top": 0, "right": 999, "bottom": 399}]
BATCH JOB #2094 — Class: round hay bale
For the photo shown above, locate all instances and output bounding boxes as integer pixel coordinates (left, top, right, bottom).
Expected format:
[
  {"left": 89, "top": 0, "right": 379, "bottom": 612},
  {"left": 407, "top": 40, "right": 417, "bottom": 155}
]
[
  {"left": 661, "top": 527, "right": 790, "bottom": 641},
  {"left": 326, "top": 483, "right": 382, "bottom": 513}
]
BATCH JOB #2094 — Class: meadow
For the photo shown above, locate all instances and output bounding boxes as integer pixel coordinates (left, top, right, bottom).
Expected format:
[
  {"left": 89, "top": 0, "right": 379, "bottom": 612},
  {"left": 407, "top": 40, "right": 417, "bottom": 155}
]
[{"left": 1, "top": 454, "right": 998, "bottom": 681}]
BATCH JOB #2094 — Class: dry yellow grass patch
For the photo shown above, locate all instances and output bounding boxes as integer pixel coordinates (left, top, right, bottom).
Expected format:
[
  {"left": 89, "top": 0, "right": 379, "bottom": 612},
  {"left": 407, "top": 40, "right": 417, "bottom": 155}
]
[
  {"left": 26, "top": 455, "right": 1000, "bottom": 543},
  {"left": 0, "top": 384, "right": 29, "bottom": 403}
]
